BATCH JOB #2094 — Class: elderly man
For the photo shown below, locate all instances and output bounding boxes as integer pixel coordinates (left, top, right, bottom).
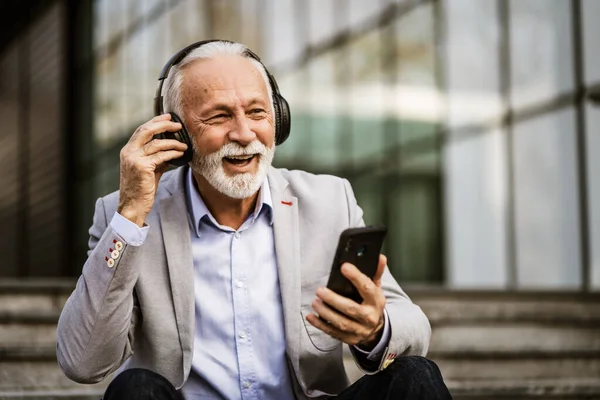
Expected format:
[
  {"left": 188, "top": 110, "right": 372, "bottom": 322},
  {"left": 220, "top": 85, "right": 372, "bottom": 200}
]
[{"left": 57, "top": 40, "right": 451, "bottom": 399}]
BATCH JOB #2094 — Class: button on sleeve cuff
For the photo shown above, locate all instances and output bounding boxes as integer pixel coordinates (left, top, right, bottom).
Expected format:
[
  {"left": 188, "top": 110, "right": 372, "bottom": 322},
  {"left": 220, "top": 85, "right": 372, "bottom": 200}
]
[{"left": 110, "top": 212, "right": 149, "bottom": 246}]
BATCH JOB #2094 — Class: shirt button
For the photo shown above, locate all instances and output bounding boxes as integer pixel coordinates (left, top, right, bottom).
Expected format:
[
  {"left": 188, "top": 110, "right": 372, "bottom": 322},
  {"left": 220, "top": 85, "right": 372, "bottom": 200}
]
[
  {"left": 236, "top": 281, "right": 244, "bottom": 288},
  {"left": 239, "top": 331, "right": 246, "bottom": 339},
  {"left": 244, "top": 381, "right": 251, "bottom": 389},
  {"left": 234, "top": 232, "right": 240, "bottom": 239},
  {"left": 110, "top": 250, "right": 120, "bottom": 259}
]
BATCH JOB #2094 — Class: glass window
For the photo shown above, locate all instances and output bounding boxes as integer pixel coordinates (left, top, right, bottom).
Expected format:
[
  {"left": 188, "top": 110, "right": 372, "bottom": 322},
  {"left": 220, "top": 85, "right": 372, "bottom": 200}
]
[
  {"left": 443, "top": 0, "right": 503, "bottom": 129},
  {"left": 94, "top": 0, "right": 127, "bottom": 51},
  {"left": 346, "top": 29, "right": 385, "bottom": 165},
  {"left": 238, "top": 0, "right": 262, "bottom": 52},
  {"left": 264, "top": 0, "right": 303, "bottom": 66},
  {"left": 168, "top": 0, "right": 211, "bottom": 50},
  {"left": 207, "top": 0, "right": 242, "bottom": 42},
  {"left": 274, "top": 69, "right": 311, "bottom": 164},
  {"left": 283, "top": 50, "right": 344, "bottom": 170},
  {"left": 306, "top": 0, "right": 337, "bottom": 46},
  {"left": 94, "top": 4, "right": 173, "bottom": 149},
  {"left": 94, "top": 43, "right": 128, "bottom": 148},
  {"left": 443, "top": 129, "right": 509, "bottom": 288},
  {"left": 582, "top": 0, "right": 600, "bottom": 85},
  {"left": 388, "top": 177, "right": 443, "bottom": 283},
  {"left": 346, "top": 0, "right": 393, "bottom": 31},
  {"left": 585, "top": 103, "right": 600, "bottom": 289},
  {"left": 123, "top": 25, "right": 150, "bottom": 128},
  {"left": 513, "top": 107, "right": 581, "bottom": 288},
  {"left": 509, "top": 0, "right": 574, "bottom": 110}
]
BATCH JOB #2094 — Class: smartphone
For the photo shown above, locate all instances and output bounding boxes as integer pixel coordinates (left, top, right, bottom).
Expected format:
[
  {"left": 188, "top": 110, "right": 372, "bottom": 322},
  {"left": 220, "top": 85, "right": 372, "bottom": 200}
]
[{"left": 326, "top": 226, "right": 387, "bottom": 303}]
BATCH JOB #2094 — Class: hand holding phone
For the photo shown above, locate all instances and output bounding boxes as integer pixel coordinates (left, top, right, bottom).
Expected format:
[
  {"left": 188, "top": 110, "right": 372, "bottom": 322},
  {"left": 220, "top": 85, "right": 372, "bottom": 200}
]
[
  {"left": 306, "top": 226, "right": 388, "bottom": 349},
  {"left": 326, "top": 226, "right": 387, "bottom": 303}
]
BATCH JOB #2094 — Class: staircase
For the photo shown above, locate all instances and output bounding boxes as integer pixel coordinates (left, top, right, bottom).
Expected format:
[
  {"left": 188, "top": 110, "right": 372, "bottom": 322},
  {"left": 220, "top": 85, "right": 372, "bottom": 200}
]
[
  {"left": 346, "top": 289, "right": 600, "bottom": 399},
  {"left": 2, "top": 280, "right": 600, "bottom": 399},
  {"left": 0, "top": 280, "right": 107, "bottom": 400}
]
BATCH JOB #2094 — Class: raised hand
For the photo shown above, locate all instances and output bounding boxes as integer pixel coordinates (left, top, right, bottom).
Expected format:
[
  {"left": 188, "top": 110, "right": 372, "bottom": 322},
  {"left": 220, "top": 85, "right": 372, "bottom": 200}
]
[{"left": 117, "top": 114, "right": 188, "bottom": 226}]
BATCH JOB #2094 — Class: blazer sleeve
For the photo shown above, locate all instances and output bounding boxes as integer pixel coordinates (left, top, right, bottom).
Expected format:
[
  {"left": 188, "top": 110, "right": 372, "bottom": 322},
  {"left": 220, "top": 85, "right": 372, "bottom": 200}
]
[
  {"left": 56, "top": 197, "right": 143, "bottom": 383},
  {"left": 342, "top": 179, "right": 432, "bottom": 372}
]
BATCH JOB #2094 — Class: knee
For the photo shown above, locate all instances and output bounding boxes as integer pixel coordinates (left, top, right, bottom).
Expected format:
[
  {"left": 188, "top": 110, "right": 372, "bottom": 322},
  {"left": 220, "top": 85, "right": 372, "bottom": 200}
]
[
  {"left": 385, "top": 356, "right": 443, "bottom": 381},
  {"left": 103, "top": 368, "right": 183, "bottom": 400}
]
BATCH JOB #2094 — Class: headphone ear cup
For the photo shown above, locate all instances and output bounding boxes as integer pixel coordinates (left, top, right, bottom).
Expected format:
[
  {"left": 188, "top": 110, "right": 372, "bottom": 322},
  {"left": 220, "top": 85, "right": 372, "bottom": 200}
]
[
  {"left": 166, "top": 112, "right": 194, "bottom": 166},
  {"left": 273, "top": 94, "right": 291, "bottom": 145}
]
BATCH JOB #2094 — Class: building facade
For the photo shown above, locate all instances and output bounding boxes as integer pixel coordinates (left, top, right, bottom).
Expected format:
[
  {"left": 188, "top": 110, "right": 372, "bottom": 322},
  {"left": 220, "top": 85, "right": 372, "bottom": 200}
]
[{"left": 1, "top": 0, "right": 599, "bottom": 291}]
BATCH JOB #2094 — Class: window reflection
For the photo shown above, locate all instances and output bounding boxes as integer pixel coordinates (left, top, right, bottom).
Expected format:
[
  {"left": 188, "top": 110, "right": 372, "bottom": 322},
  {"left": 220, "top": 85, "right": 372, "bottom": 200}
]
[
  {"left": 86, "top": 0, "right": 597, "bottom": 288},
  {"left": 509, "top": 0, "right": 574, "bottom": 109}
]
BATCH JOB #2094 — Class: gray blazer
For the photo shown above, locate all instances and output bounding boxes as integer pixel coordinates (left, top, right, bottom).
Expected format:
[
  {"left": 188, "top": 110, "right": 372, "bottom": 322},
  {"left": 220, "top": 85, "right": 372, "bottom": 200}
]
[{"left": 57, "top": 166, "right": 431, "bottom": 399}]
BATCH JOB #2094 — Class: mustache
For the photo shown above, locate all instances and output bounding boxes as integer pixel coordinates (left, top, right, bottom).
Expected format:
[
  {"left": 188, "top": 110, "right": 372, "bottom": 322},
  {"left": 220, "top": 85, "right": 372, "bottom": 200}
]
[{"left": 218, "top": 141, "right": 270, "bottom": 157}]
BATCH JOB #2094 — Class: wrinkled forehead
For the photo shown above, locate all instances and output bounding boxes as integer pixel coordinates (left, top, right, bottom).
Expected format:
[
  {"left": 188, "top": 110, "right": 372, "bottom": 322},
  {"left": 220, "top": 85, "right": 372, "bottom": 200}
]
[{"left": 180, "top": 55, "right": 269, "bottom": 100}]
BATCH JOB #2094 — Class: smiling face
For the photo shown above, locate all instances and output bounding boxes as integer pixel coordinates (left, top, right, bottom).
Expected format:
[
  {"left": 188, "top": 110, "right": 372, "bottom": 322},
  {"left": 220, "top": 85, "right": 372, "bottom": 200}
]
[{"left": 180, "top": 55, "right": 275, "bottom": 199}]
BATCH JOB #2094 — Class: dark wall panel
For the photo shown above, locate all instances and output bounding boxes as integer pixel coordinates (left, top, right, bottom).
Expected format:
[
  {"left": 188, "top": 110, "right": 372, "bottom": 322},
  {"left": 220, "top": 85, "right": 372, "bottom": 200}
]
[
  {"left": 0, "top": 43, "right": 20, "bottom": 277},
  {"left": 0, "top": 2, "right": 65, "bottom": 277},
  {"left": 26, "top": 2, "right": 65, "bottom": 276}
]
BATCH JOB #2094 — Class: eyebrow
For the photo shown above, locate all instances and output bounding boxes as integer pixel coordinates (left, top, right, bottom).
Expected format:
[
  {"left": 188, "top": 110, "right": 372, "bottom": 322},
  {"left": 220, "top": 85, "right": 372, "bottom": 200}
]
[{"left": 201, "top": 97, "right": 268, "bottom": 116}]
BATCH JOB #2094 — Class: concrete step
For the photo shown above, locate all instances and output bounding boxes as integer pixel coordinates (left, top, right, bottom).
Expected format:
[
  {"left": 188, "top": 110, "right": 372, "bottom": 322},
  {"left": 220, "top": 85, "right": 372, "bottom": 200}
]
[
  {"left": 447, "top": 378, "right": 600, "bottom": 399},
  {"left": 0, "top": 361, "right": 108, "bottom": 393},
  {"left": 0, "top": 280, "right": 73, "bottom": 315},
  {"left": 344, "top": 354, "right": 600, "bottom": 399},
  {"left": 0, "top": 323, "right": 57, "bottom": 351},
  {"left": 432, "top": 354, "right": 600, "bottom": 380},
  {"left": 429, "top": 323, "right": 600, "bottom": 353},
  {"left": 3, "top": 282, "right": 600, "bottom": 396},
  {"left": 0, "top": 389, "right": 103, "bottom": 400},
  {"left": 409, "top": 290, "right": 600, "bottom": 327}
]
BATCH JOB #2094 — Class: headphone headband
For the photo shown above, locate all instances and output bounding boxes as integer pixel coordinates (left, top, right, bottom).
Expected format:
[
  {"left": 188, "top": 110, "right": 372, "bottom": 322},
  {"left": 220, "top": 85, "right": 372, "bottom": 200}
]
[{"left": 154, "top": 40, "right": 280, "bottom": 116}]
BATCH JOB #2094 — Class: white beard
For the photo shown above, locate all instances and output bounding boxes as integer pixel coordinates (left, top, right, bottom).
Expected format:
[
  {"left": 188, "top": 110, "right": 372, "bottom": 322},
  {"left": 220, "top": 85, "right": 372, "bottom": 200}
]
[{"left": 190, "top": 140, "right": 275, "bottom": 199}]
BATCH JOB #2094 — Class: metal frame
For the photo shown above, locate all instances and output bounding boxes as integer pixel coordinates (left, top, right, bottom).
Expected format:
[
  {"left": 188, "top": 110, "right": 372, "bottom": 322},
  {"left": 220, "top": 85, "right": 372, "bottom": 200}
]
[
  {"left": 571, "top": 0, "right": 591, "bottom": 291},
  {"left": 498, "top": 0, "right": 518, "bottom": 288}
]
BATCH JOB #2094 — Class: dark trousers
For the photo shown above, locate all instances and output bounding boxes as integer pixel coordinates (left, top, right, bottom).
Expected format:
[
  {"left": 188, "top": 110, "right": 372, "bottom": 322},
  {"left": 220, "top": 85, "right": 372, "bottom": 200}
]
[
  {"left": 336, "top": 356, "right": 452, "bottom": 399},
  {"left": 102, "top": 356, "right": 452, "bottom": 400}
]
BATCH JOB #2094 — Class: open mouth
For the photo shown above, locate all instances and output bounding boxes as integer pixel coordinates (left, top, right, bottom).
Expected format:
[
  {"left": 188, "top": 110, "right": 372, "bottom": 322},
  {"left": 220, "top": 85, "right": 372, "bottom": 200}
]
[{"left": 223, "top": 154, "right": 257, "bottom": 168}]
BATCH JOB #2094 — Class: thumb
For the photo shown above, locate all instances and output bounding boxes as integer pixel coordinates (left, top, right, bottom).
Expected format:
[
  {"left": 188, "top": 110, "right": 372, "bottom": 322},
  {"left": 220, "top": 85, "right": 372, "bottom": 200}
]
[{"left": 373, "top": 254, "right": 387, "bottom": 287}]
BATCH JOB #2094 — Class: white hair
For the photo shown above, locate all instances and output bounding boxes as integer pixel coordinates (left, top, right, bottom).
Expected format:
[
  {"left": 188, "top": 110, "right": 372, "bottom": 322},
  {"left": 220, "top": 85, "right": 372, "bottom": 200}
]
[{"left": 162, "top": 41, "right": 274, "bottom": 121}]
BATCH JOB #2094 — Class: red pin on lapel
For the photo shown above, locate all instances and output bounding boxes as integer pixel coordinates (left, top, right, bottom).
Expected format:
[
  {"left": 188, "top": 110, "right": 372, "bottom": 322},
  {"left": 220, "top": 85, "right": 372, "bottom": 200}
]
[{"left": 281, "top": 201, "right": 293, "bottom": 206}]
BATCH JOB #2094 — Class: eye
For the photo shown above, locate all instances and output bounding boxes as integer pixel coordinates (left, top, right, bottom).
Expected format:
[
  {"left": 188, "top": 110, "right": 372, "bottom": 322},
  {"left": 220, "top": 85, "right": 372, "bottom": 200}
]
[
  {"left": 208, "top": 113, "right": 228, "bottom": 122},
  {"left": 248, "top": 108, "right": 266, "bottom": 118}
]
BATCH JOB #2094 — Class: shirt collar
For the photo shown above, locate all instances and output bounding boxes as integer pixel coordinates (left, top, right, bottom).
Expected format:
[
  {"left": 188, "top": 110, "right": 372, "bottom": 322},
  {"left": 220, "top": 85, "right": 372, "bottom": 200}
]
[{"left": 185, "top": 167, "right": 274, "bottom": 237}]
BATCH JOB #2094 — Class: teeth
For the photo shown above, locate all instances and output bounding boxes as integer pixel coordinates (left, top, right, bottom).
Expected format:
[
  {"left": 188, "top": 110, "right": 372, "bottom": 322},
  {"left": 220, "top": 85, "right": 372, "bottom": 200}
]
[{"left": 227, "top": 155, "right": 254, "bottom": 160}]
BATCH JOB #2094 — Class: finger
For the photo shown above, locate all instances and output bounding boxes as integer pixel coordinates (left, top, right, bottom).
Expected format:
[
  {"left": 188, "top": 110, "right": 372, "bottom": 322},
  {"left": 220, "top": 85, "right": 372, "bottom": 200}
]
[
  {"left": 149, "top": 150, "right": 186, "bottom": 166},
  {"left": 130, "top": 120, "right": 182, "bottom": 146},
  {"left": 153, "top": 113, "right": 172, "bottom": 121},
  {"left": 340, "top": 262, "right": 379, "bottom": 304},
  {"left": 373, "top": 254, "right": 387, "bottom": 287},
  {"left": 312, "top": 298, "right": 365, "bottom": 335},
  {"left": 305, "top": 313, "right": 361, "bottom": 345},
  {"left": 315, "top": 286, "right": 366, "bottom": 322},
  {"left": 142, "top": 138, "right": 188, "bottom": 156}
]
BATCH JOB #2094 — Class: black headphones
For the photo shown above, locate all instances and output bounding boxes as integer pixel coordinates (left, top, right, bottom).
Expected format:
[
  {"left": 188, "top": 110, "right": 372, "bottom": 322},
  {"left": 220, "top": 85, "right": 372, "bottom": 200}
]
[{"left": 153, "top": 39, "right": 291, "bottom": 166}]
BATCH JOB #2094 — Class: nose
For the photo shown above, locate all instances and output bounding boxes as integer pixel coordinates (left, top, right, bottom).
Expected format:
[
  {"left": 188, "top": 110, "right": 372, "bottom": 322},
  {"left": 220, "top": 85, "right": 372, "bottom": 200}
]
[{"left": 228, "top": 113, "right": 256, "bottom": 145}]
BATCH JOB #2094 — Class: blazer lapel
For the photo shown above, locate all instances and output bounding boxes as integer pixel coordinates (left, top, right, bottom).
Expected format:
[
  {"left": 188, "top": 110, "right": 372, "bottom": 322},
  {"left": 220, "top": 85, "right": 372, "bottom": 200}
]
[
  {"left": 160, "top": 167, "right": 195, "bottom": 379},
  {"left": 268, "top": 168, "right": 301, "bottom": 375}
]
